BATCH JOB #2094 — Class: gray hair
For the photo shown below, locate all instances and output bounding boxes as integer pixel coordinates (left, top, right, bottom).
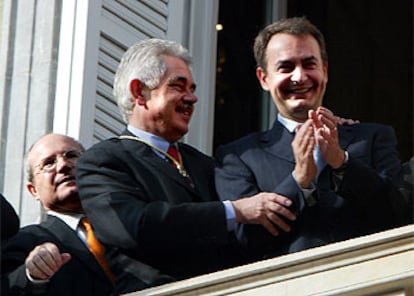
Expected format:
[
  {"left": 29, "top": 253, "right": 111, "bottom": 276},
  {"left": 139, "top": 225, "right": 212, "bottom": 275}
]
[{"left": 113, "top": 38, "right": 192, "bottom": 123}]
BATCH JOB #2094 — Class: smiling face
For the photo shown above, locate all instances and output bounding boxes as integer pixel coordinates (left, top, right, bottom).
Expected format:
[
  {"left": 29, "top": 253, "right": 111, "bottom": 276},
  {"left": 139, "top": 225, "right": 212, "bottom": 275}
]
[
  {"left": 130, "top": 55, "right": 198, "bottom": 143},
  {"left": 257, "top": 33, "right": 328, "bottom": 122},
  {"left": 27, "top": 134, "right": 83, "bottom": 213}
]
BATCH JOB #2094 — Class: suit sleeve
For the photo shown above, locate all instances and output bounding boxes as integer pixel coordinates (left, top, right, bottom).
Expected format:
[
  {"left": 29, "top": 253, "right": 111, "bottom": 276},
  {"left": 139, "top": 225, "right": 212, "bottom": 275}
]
[
  {"left": 335, "top": 124, "right": 409, "bottom": 227},
  {"left": 1, "top": 232, "right": 49, "bottom": 295},
  {"left": 1, "top": 194, "right": 20, "bottom": 240},
  {"left": 215, "top": 146, "right": 305, "bottom": 214},
  {"left": 214, "top": 145, "right": 306, "bottom": 259},
  {"left": 75, "top": 143, "right": 229, "bottom": 256}
]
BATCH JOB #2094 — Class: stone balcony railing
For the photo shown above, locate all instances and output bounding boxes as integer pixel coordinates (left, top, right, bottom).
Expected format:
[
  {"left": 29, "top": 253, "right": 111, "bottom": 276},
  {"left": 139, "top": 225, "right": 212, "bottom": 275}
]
[{"left": 127, "top": 224, "right": 414, "bottom": 296}]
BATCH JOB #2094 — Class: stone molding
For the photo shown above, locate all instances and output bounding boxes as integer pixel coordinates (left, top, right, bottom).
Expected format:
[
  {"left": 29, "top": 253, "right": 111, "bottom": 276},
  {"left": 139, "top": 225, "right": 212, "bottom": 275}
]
[{"left": 128, "top": 224, "right": 414, "bottom": 296}]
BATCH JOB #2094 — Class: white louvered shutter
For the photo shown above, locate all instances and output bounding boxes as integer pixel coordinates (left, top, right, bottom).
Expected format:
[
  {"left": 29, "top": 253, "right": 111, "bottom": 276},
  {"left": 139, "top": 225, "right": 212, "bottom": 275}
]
[{"left": 94, "top": 0, "right": 169, "bottom": 143}]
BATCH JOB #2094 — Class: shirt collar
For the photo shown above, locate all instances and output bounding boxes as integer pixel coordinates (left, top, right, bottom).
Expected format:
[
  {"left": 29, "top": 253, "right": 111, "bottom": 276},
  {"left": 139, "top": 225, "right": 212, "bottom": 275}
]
[
  {"left": 127, "top": 125, "right": 170, "bottom": 153},
  {"left": 47, "top": 210, "right": 84, "bottom": 232},
  {"left": 277, "top": 113, "right": 300, "bottom": 133}
]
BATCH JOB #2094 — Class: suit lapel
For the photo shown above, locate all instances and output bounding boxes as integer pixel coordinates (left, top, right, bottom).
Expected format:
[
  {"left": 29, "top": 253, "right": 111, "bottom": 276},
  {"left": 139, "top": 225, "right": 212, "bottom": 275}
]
[
  {"left": 338, "top": 125, "right": 355, "bottom": 149},
  {"left": 177, "top": 144, "right": 212, "bottom": 198},
  {"left": 260, "top": 121, "right": 296, "bottom": 163},
  {"left": 42, "top": 216, "right": 110, "bottom": 281},
  {"left": 260, "top": 122, "right": 355, "bottom": 162},
  {"left": 119, "top": 130, "right": 197, "bottom": 193}
]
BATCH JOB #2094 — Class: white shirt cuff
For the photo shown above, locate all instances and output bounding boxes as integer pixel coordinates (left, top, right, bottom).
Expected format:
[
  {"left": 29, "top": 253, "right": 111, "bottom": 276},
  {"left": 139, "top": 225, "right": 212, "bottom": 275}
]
[
  {"left": 223, "top": 200, "right": 236, "bottom": 231},
  {"left": 25, "top": 268, "right": 49, "bottom": 284}
]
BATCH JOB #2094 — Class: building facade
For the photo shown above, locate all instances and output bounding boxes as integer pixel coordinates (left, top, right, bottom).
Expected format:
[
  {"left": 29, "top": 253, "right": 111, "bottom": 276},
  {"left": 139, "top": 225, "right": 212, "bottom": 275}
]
[
  {"left": 1, "top": 0, "right": 412, "bottom": 227},
  {"left": 0, "top": 0, "right": 286, "bottom": 225}
]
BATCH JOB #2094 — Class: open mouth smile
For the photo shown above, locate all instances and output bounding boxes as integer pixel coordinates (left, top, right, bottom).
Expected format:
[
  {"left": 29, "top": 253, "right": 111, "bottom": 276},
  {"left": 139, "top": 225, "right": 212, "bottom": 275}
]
[
  {"left": 176, "top": 102, "right": 194, "bottom": 117},
  {"left": 288, "top": 85, "right": 313, "bottom": 95}
]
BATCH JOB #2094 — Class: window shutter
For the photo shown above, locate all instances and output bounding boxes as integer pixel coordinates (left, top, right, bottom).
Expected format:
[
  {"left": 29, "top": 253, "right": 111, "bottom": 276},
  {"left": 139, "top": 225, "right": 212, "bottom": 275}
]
[{"left": 93, "top": 0, "right": 168, "bottom": 143}]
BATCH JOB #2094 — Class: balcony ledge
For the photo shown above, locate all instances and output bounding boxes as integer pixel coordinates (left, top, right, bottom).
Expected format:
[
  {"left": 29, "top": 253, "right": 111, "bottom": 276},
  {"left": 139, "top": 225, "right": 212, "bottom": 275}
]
[{"left": 127, "top": 224, "right": 414, "bottom": 296}]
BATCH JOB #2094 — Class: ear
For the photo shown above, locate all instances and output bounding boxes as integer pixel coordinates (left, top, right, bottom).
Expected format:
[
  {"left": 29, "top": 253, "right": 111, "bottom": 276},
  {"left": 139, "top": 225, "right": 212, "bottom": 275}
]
[
  {"left": 129, "top": 79, "right": 147, "bottom": 106},
  {"left": 27, "top": 182, "right": 39, "bottom": 201},
  {"left": 256, "top": 67, "right": 270, "bottom": 91},
  {"left": 323, "top": 61, "right": 328, "bottom": 84}
]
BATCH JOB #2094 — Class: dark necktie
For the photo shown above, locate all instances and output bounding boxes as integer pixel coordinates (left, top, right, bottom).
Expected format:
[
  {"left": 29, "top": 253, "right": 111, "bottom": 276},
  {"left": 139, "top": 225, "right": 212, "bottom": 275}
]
[{"left": 81, "top": 218, "right": 115, "bottom": 283}]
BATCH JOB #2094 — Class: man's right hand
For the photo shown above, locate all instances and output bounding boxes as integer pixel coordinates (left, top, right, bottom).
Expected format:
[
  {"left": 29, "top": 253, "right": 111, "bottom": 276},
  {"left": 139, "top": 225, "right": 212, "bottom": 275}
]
[
  {"left": 25, "top": 242, "right": 71, "bottom": 280},
  {"left": 231, "top": 192, "right": 296, "bottom": 236},
  {"left": 292, "top": 119, "right": 317, "bottom": 188}
]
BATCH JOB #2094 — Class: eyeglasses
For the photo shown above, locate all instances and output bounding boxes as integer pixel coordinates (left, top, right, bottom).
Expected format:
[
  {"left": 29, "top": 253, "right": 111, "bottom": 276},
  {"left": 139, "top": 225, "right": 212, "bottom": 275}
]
[{"left": 34, "top": 150, "right": 82, "bottom": 174}]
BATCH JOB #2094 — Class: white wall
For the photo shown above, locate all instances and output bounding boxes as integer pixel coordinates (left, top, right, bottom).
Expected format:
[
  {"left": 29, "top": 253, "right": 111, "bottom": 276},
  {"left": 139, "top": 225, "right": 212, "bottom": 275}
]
[{"left": 0, "top": 0, "right": 220, "bottom": 225}]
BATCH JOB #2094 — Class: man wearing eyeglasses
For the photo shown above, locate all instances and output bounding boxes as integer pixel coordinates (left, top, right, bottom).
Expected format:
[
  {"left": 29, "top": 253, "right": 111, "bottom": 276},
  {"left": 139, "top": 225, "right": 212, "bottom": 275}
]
[{"left": 1, "top": 133, "right": 115, "bottom": 296}]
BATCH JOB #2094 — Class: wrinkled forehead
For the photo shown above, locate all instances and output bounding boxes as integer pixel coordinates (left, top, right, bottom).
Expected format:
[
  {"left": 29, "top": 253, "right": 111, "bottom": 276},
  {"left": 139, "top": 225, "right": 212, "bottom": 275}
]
[{"left": 29, "top": 135, "right": 81, "bottom": 164}]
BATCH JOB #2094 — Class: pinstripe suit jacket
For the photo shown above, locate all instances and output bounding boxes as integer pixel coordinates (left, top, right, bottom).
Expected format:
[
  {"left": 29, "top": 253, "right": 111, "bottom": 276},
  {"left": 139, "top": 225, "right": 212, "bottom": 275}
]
[{"left": 215, "top": 121, "right": 408, "bottom": 261}]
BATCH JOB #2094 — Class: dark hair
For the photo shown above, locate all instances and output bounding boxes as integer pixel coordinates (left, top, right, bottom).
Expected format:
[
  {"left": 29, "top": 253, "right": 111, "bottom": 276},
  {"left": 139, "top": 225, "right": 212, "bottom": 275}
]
[{"left": 253, "top": 17, "right": 328, "bottom": 72}]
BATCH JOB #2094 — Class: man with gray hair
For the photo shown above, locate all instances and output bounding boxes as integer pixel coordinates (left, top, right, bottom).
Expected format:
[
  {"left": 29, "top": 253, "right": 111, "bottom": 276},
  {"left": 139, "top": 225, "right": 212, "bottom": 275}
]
[{"left": 76, "top": 38, "right": 297, "bottom": 293}]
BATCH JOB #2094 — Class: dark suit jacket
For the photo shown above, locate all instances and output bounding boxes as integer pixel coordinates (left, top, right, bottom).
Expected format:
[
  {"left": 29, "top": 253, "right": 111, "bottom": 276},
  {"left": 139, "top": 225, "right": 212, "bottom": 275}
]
[
  {"left": 1, "top": 215, "right": 114, "bottom": 296},
  {"left": 1, "top": 193, "right": 19, "bottom": 240},
  {"left": 75, "top": 130, "right": 241, "bottom": 294},
  {"left": 215, "top": 121, "right": 409, "bottom": 261}
]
